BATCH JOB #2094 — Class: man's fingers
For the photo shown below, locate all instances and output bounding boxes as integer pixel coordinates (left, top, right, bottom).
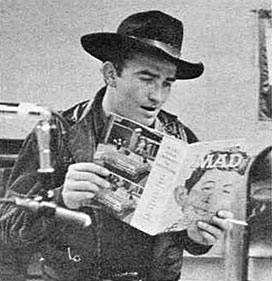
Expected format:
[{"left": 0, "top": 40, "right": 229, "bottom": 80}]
[
  {"left": 66, "top": 171, "right": 111, "bottom": 189},
  {"left": 211, "top": 215, "right": 232, "bottom": 232},
  {"left": 63, "top": 191, "right": 96, "bottom": 209},
  {"left": 213, "top": 210, "right": 234, "bottom": 231},
  {"left": 197, "top": 229, "right": 217, "bottom": 245},
  {"left": 216, "top": 210, "right": 234, "bottom": 219},
  {"left": 64, "top": 180, "right": 100, "bottom": 193},
  {"left": 62, "top": 163, "right": 113, "bottom": 209},
  {"left": 68, "top": 162, "right": 110, "bottom": 177},
  {"left": 197, "top": 221, "right": 222, "bottom": 240}
]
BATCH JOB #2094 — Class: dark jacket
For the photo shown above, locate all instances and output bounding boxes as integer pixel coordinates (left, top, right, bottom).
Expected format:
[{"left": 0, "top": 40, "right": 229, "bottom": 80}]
[{"left": 0, "top": 87, "right": 210, "bottom": 281}]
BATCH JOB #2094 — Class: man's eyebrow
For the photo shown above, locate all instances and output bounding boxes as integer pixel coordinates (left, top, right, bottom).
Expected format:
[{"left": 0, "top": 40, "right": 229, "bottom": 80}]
[
  {"left": 204, "top": 181, "right": 215, "bottom": 184},
  {"left": 166, "top": 77, "right": 176, "bottom": 82},
  {"left": 136, "top": 70, "right": 176, "bottom": 81}
]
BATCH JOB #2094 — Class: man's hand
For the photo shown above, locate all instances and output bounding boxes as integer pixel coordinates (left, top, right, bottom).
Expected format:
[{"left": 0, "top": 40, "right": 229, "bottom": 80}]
[
  {"left": 62, "top": 163, "right": 111, "bottom": 209},
  {"left": 187, "top": 210, "right": 233, "bottom": 246}
]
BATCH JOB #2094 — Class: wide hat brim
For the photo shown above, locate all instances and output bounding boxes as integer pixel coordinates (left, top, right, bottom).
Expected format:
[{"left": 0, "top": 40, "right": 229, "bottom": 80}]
[{"left": 81, "top": 33, "right": 204, "bottom": 80}]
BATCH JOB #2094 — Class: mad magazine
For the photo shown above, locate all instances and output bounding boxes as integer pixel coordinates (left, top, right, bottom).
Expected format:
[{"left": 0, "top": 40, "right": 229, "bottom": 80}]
[{"left": 91, "top": 114, "right": 251, "bottom": 235}]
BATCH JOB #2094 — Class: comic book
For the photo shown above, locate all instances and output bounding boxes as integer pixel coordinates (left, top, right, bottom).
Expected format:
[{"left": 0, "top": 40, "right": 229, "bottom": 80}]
[{"left": 93, "top": 113, "right": 251, "bottom": 236}]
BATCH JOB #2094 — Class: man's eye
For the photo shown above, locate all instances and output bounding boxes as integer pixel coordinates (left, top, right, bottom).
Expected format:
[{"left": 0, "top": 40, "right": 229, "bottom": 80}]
[
  {"left": 202, "top": 184, "right": 213, "bottom": 191},
  {"left": 140, "top": 77, "right": 153, "bottom": 82},
  {"left": 162, "top": 81, "right": 172, "bottom": 88},
  {"left": 223, "top": 190, "right": 231, "bottom": 194}
]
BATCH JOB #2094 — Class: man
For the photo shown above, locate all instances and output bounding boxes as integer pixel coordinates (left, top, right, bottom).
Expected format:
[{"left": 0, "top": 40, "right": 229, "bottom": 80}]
[
  {"left": 0, "top": 10, "right": 233, "bottom": 281},
  {"left": 171, "top": 166, "right": 236, "bottom": 238}
]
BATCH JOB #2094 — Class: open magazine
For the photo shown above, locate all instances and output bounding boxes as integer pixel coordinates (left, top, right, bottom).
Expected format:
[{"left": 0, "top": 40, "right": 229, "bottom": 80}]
[{"left": 93, "top": 113, "right": 251, "bottom": 235}]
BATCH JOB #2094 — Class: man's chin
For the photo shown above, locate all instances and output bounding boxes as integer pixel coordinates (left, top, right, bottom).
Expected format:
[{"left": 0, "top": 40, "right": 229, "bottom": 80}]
[
  {"left": 137, "top": 116, "right": 156, "bottom": 127},
  {"left": 126, "top": 115, "right": 156, "bottom": 127},
  {"left": 139, "top": 110, "right": 159, "bottom": 126}
]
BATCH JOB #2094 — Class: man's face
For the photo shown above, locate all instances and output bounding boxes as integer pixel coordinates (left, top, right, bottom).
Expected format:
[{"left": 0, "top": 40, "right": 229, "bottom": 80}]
[
  {"left": 111, "top": 53, "right": 177, "bottom": 127},
  {"left": 185, "top": 169, "right": 233, "bottom": 218}
]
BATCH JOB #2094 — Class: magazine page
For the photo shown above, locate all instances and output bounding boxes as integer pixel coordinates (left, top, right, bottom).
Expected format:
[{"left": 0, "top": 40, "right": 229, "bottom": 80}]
[
  {"left": 161, "top": 139, "right": 251, "bottom": 234},
  {"left": 130, "top": 134, "right": 188, "bottom": 235},
  {"left": 93, "top": 113, "right": 168, "bottom": 226}
]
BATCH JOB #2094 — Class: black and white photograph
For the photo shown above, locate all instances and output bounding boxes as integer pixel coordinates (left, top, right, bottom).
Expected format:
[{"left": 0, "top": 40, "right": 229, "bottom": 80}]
[{"left": 0, "top": 1, "right": 271, "bottom": 281}]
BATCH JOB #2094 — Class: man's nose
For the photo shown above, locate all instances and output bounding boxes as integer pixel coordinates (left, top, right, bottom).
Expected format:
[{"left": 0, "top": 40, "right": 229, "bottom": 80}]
[
  {"left": 203, "top": 193, "right": 212, "bottom": 203},
  {"left": 147, "top": 84, "right": 163, "bottom": 103}
]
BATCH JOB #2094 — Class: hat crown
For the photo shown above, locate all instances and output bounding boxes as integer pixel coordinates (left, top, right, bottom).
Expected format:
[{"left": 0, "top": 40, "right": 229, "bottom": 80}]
[
  {"left": 117, "top": 10, "right": 183, "bottom": 51},
  {"left": 80, "top": 10, "right": 204, "bottom": 79}
]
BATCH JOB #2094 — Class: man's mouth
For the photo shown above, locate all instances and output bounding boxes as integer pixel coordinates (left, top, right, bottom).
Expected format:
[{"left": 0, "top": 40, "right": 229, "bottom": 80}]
[
  {"left": 141, "top": 106, "right": 157, "bottom": 112},
  {"left": 192, "top": 205, "right": 211, "bottom": 216}
]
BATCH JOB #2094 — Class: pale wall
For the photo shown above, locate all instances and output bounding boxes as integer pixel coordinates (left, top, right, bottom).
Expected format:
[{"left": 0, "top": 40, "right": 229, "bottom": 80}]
[
  {"left": 1, "top": 0, "right": 272, "bottom": 145},
  {"left": 1, "top": 1, "right": 271, "bottom": 280}
]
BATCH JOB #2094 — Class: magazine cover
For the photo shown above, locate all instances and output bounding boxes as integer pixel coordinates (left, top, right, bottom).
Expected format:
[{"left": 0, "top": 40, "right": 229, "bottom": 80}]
[
  {"left": 161, "top": 140, "right": 251, "bottom": 234},
  {"left": 93, "top": 113, "right": 251, "bottom": 235}
]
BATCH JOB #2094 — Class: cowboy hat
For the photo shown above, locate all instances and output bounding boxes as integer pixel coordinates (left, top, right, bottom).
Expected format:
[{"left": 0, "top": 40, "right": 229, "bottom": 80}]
[{"left": 81, "top": 10, "right": 204, "bottom": 79}]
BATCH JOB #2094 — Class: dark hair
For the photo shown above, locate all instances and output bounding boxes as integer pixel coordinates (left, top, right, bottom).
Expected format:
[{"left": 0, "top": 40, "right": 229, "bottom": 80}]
[
  {"left": 185, "top": 167, "right": 207, "bottom": 194},
  {"left": 110, "top": 52, "right": 136, "bottom": 76},
  {"left": 104, "top": 46, "right": 139, "bottom": 76}
]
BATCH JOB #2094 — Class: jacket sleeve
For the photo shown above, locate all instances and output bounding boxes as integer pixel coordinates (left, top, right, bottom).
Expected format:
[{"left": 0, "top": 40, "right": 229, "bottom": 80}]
[
  {"left": 149, "top": 229, "right": 211, "bottom": 281},
  {"left": 0, "top": 119, "right": 69, "bottom": 250},
  {"left": 183, "top": 125, "right": 199, "bottom": 144}
]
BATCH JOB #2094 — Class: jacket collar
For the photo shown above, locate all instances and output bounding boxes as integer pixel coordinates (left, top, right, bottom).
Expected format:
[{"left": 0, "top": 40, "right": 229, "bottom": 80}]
[{"left": 67, "top": 87, "right": 108, "bottom": 163}]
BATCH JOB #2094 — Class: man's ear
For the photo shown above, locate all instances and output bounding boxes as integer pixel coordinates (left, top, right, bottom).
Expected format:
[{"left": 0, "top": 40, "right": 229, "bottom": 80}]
[
  {"left": 102, "top": 61, "right": 117, "bottom": 88},
  {"left": 174, "top": 185, "right": 188, "bottom": 205}
]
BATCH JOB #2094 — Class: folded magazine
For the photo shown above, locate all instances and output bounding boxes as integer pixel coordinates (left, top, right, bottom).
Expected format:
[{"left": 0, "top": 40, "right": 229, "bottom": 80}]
[{"left": 93, "top": 113, "right": 251, "bottom": 235}]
